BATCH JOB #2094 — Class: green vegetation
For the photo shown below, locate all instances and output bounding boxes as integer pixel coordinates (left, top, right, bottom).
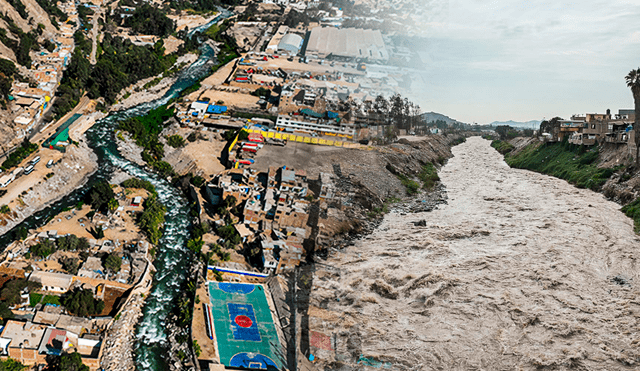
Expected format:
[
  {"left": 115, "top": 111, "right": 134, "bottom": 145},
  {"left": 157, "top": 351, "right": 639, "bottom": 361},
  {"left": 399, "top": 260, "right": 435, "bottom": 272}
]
[
  {"left": 30, "top": 234, "right": 89, "bottom": 259},
  {"left": 104, "top": 253, "right": 121, "bottom": 273},
  {"left": 495, "top": 125, "right": 520, "bottom": 140},
  {"left": 0, "top": 302, "right": 13, "bottom": 324},
  {"left": 118, "top": 104, "right": 176, "bottom": 177},
  {"left": 61, "top": 257, "right": 80, "bottom": 275},
  {"left": 78, "top": 5, "right": 94, "bottom": 30},
  {"left": 46, "top": 350, "right": 89, "bottom": 371},
  {"left": 7, "top": 0, "right": 28, "bottom": 19},
  {"left": 231, "top": 111, "right": 277, "bottom": 122},
  {"left": 0, "top": 357, "right": 26, "bottom": 371},
  {"left": 505, "top": 140, "right": 616, "bottom": 191},
  {"left": 2, "top": 138, "right": 38, "bottom": 170},
  {"left": 74, "top": 30, "right": 92, "bottom": 56},
  {"left": 397, "top": 174, "right": 420, "bottom": 195},
  {"left": 54, "top": 34, "right": 177, "bottom": 117},
  {"left": 138, "top": 195, "right": 166, "bottom": 244},
  {"left": 29, "top": 292, "right": 43, "bottom": 307},
  {"left": 190, "top": 175, "right": 205, "bottom": 187},
  {"left": 622, "top": 198, "right": 640, "bottom": 233},
  {"left": 418, "top": 163, "right": 439, "bottom": 190},
  {"left": 35, "top": 0, "right": 67, "bottom": 22},
  {"left": 167, "top": 134, "right": 186, "bottom": 148},
  {"left": 31, "top": 239, "right": 55, "bottom": 258},
  {"left": 87, "top": 180, "right": 115, "bottom": 212},
  {"left": 61, "top": 288, "right": 105, "bottom": 316},
  {"left": 0, "top": 58, "right": 17, "bottom": 104},
  {"left": 122, "top": 4, "right": 175, "bottom": 37},
  {"left": 490, "top": 140, "right": 515, "bottom": 155},
  {"left": 122, "top": 178, "right": 157, "bottom": 196},
  {"left": 0, "top": 279, "right": 41, "bottom": 306},
  {"left": 193, "top": 340, "right": 202, "bottom": 357},
  {"left": 42, "top": 295, "right": 61, "bottom": 306},
  {"left": 0, "top": 205, "right": 9, "bottom": 214},
  {"left": 143, "top": 76, "right": 162, "bottom": 89},
  {"left": 0, "top": 17, "right": 38, "bottom": 67},
  {"left": 169, "top": 0, "right": 240, "bottom": 12}
]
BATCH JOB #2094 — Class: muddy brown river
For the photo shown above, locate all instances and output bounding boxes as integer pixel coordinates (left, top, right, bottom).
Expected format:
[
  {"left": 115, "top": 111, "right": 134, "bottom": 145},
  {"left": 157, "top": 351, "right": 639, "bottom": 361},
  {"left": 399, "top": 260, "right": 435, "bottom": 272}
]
[{"left": 309, "top": 136, "right": 640, "bottom": 370}]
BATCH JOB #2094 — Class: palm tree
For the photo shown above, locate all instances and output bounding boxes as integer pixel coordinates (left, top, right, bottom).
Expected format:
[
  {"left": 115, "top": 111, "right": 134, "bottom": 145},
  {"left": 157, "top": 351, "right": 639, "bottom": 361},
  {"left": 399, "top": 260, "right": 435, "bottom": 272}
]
[{"left": 625, "top": 68, "right": 640, "bottom": 163}]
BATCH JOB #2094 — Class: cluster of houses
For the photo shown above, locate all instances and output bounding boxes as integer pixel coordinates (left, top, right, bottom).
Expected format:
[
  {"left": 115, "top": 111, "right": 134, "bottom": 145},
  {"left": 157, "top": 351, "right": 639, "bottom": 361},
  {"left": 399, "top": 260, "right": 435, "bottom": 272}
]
[
  {"left": 205, "top": 166, "right": 311, "bottom": 274},
  {"left": 0, "top": 265, "right": 126, "bottom": 370},
  {"left": 544, "top": 109, "right": 637, "bottom": 148},
  {"left": 8, "top": 2, "right": 79, "bottom": 140}
]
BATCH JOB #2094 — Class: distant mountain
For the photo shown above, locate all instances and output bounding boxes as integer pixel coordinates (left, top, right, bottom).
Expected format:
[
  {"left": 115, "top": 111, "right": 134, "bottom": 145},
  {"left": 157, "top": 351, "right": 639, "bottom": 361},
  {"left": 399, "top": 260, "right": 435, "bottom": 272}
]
[
  {"left": 488, "top": 120, "right": 541, "bottom": 129},
  {"left": 421, "top": 112, "right": 466, "bottom": 125}
]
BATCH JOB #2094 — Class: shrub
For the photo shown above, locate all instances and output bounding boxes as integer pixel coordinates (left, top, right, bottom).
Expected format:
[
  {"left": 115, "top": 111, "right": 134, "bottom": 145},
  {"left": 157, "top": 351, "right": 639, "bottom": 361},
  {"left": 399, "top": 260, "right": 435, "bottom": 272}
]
[
  {"left": 397, "top": 174, "right": 420, "bottom": 196},
  {"left": 418, "top": 163, "right": 439, "bottom": 190},
  {"left": 167, "top": 134, "right": 185, "bottom": 148}
]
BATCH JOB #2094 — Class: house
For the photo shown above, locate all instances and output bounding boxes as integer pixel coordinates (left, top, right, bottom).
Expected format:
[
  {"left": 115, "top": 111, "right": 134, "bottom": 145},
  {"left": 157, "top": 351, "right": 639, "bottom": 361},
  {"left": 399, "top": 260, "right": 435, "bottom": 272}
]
[
  {"left": 0, "top": 321, "right": 47, "bottom": 364},
  {"left": 28, "top": 271, "right": 73, "bottom": 293}
]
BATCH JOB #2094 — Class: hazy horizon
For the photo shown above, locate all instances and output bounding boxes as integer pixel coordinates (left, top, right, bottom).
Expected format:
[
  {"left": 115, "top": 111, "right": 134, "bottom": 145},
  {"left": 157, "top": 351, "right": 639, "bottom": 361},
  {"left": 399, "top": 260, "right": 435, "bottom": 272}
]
[{"left": 403, "top": 0, "right": 640, "bottom": 124}]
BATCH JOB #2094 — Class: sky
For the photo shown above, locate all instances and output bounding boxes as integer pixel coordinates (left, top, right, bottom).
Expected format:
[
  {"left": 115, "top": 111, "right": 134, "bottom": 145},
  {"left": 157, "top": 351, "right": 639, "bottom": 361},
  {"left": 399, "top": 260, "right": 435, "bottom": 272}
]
[{"left": 403, "top": 0, "right": 640, "bottom": 124}]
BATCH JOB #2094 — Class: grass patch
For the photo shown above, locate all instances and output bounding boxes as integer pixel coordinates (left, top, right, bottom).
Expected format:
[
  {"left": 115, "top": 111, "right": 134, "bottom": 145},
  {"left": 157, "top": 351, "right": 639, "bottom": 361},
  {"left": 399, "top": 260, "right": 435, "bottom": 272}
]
[
  {"left": 42, "top": 295, "right": 61, "bottom": 306},
  {"left": 397, "top": 174, "right": 420, "bottom": 196},
  {"left": 418, "top": 163, "right": 440, "bottom": 189},
  {"left": 490, "top": 140, "right": 515, "bottom": 154},
  {"left": 29, "top": 292, "right": 43, "bottom": 307},
  {"left": 505, "top": 140, "right": 616, "bottom": 191},
  {"left": 622, "top": 198, "right": 640, "bottom": 233}
]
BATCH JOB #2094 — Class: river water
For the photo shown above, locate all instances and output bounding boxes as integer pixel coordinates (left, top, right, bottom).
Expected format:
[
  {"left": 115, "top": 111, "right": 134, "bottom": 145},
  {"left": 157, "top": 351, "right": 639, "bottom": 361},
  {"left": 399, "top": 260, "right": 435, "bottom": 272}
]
[
  {"left": 0, "top": 11, "right": 230, "bottom": 369},
  {"left": 311, "top": 136, "right": 640, "bottom": 370}
]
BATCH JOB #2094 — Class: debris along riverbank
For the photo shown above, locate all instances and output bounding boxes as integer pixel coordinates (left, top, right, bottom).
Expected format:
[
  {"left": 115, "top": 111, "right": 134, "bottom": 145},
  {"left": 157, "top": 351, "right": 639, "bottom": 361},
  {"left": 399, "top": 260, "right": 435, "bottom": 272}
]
[{"left": 307, "top": 136, "right": 640, "bottom": 370}]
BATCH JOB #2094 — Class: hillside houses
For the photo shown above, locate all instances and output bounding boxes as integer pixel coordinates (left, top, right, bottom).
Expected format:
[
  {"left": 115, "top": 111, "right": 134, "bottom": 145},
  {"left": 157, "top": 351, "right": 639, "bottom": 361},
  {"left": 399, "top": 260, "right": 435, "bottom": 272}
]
[{"left": 541, "top": 109, "right": 636, "bottom": 148}]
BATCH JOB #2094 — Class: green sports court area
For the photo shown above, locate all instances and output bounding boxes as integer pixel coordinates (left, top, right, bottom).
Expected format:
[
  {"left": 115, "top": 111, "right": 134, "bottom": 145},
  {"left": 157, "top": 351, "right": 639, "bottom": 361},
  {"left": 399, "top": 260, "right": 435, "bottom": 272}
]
[{"left": 207, "top": 282, "right": 284, "bottom": 370}]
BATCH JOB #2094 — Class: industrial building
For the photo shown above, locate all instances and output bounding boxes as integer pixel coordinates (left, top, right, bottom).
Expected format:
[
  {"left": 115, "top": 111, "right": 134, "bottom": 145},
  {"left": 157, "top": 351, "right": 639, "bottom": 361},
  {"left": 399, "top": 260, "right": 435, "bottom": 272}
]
[
  {"left": 305, "top": 27, "right": 389, "bottom": 61},
  {"left": 277, "top": 33, "right": 304, "bottom": 55}
]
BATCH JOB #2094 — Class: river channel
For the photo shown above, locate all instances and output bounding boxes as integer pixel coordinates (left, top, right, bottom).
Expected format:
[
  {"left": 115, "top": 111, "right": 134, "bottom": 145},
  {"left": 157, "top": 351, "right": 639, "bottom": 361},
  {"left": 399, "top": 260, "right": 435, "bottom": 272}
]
[
  {"left": 312, "top": 136, "right": 640, "bottom": 370},
  {"left": 0, "top": 10, "right": 230, "bottom": 370}
]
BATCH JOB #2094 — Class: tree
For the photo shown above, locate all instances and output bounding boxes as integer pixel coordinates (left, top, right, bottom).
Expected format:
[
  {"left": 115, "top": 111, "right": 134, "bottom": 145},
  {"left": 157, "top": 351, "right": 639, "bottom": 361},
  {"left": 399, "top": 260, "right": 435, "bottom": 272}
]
[
  {"left": 61, "top": 288, "right": 105, "bottom": 317},
  {"left": 46, "top": 351, "right": 89, "bottom": 371},
  {"left": 87, "top": 181, "right": 115, "bottom": 212},
  {"left": 31, "top": 239, "right": 56, "bottom": 258},
  {"left": 0, "top": 357, "right": 26, "bottom": 371},
  {"left": 0, "top": 279, "right": 41, "bottom": 306},
  {"left": 103, "top": 253, "right": 121, "bottom": 273},
  {"left": 626, "top": 68, "right": 640, "bottom": 163}
]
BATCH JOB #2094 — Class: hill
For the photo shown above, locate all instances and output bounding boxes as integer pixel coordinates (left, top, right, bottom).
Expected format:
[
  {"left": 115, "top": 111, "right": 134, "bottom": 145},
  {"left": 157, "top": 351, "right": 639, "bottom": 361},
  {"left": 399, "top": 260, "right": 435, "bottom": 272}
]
[{"left": 421, "top": 111, "right": 466, "bottom": 125}]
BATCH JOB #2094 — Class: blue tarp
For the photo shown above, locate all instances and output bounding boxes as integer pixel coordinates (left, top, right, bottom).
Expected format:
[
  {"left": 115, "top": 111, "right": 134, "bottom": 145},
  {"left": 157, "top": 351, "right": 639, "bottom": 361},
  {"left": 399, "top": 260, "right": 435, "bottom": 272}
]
[
  {"left": 207, "top": 105, "right": 228, "bottom": 114},
  {"left": 327, "top": 111, "right": 339, "bottom": 119}
]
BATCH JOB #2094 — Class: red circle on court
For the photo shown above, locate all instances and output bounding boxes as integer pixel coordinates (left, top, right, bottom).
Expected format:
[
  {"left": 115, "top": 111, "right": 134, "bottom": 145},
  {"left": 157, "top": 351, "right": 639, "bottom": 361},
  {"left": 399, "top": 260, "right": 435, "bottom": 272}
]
[{"left": 235, "top": 315, "right": 253, "bottom": 328}]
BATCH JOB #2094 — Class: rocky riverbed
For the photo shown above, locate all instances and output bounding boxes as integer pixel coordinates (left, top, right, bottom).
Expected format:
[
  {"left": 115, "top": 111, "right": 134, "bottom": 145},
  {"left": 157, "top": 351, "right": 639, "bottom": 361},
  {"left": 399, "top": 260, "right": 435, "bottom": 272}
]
[{"left": 308, "top": 136, "right": 640, "bottom": 370}]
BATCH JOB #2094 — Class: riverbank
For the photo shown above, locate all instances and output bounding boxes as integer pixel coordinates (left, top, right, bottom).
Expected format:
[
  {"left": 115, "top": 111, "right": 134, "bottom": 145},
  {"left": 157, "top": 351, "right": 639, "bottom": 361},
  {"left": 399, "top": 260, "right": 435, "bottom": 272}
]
[
  {"left": 110, "top": 54, "right": 199, "bottom": 113},
  {"left": 0, "top": 138, "right": 98, "bottom": 235},
  {"left": 308, "top": 136, "right": 640, "bottom": 370},
  {"left": 499, "top": 136, "right": 640, "bottom": 211}
]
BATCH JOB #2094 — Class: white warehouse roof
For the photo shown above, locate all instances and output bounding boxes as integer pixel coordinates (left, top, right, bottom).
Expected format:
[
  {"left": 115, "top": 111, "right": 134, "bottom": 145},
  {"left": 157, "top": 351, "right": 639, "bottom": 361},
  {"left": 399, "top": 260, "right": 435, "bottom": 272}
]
[
  {"left": 306, "top": 27, "right": 389, "bottom": 61},
  {"left": 278, "top": 33, "right": 304, "bottom": 54}
]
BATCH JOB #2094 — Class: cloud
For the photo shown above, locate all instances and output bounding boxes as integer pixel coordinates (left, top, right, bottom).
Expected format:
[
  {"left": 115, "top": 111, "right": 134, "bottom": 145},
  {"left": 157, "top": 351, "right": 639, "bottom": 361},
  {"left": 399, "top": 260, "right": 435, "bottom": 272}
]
[{"left": 402, "top": 0, "right": 640, "bottom": 122}]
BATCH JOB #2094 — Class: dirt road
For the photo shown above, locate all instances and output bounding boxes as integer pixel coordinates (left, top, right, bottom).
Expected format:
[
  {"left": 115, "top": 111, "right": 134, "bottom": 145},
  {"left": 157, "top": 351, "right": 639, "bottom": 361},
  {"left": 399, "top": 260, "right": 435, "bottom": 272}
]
[{"left": 309, "top": 136, "right": 640, "bottom": 370}]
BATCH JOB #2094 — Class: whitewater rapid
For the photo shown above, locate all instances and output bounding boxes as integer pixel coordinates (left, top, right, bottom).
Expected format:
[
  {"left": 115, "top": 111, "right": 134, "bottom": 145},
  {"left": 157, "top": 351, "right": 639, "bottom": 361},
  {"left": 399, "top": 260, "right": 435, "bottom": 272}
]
[{"left": 310, "top": 136, "right": 640, "bottom": 370}]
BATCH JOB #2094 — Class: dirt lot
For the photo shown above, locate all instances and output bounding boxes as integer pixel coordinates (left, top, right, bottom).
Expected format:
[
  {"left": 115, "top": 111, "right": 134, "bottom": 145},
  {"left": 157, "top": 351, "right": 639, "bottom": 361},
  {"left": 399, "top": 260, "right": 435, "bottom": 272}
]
[{"left": 194, "top": 89, "right": 260, "bottom": 110}]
